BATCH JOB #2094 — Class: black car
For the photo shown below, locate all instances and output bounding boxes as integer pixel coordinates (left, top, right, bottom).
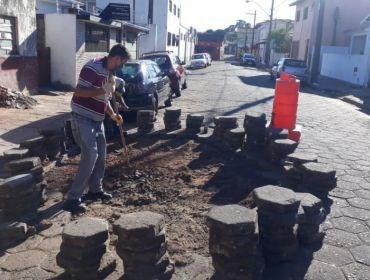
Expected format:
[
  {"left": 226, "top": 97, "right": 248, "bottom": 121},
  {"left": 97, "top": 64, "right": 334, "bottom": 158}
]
[{"left": 115, "top": 60, "right": 172, "bottom": 114}]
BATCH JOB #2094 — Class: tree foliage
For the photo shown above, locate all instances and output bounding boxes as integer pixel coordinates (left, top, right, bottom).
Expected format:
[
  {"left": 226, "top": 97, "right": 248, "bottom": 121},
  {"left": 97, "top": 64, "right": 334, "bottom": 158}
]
[{"left": 269, "top": 29, "right": 292, "bottom": 53}]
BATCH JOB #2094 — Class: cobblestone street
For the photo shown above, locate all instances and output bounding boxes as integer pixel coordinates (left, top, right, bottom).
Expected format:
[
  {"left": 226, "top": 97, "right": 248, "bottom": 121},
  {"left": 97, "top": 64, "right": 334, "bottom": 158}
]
[{"left": 167, "top": 61, "right": 370, "bottom": 279}]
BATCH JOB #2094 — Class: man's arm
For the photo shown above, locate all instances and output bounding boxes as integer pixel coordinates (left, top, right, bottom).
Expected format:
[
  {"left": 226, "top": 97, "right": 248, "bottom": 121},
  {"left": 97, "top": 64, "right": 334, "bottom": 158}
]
[
  {"left": 74, "top": 85, "right": 105, "bottom": 98},
  {"left": 106, "top": 101, "right": 114, "bottom": 117}
]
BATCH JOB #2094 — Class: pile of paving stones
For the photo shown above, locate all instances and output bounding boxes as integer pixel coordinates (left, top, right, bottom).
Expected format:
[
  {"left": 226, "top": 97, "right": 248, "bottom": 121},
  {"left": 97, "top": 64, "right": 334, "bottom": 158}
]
[
  {"left": 164, "top": 108, "right": 181, "bottom": 131},
  {"left": 299, "top": 162, "right": 337, "bottom": 199},
  {"left": 282, "top": 152, "right": 318, "bottom": 189},
  {"left": 295, "top": 193, "right": 326, "bottom": 244},
  {"left": 19, "top": 136, "right": 46, "bottom": 160},
  {"left": 207, "top": 205, "right": 264, "bottom": 280},
  {"left": 0, "top": 174, "right": 46, "bottom": 222},
  {"left": 0, "top": 221, "right": 28, "bottom": 249},
  {"left": 186, "top": 114, "right": 204, "bottom": 134},
  {"left": 137, "top": 110, "right": 156, "bottom": 134},
  {"left": 224, "top": 128, "right": 246, "bottom": 150},
  {"left": 270, "top": 139, "right": 298, "bottom": 163},
  {"left": 253, "top": 185, "right": 300, "bottom": 263},
  {"left": 213, "top": 116, "right": 238, "bottom": 138},
  {"left": 244, "top": 112, "right": 267, "bottom": 150},
  {"left": 57, "top": 217, "right": 116, "bottom": 279},
  {"left": 114, "top": 211, "right": 174, "bottom": 280}
]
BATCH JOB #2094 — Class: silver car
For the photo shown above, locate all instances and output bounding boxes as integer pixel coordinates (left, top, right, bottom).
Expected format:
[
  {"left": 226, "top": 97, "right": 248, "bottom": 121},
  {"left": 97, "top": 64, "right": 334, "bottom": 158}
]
[{"left": 270, "top": 58, "right": 308, "bottom": 83}]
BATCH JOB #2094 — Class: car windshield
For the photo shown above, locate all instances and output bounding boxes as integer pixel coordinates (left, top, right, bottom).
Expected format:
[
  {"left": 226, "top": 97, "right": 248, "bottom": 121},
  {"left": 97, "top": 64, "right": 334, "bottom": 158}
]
[
  {"left": 143, "top": 55, "right": 172, "bottom": 70},
  {"left": 285, "top": 59, "right": 306, "bottom": 68},
  {"left": 117, "top": 64, "right": 140, "bottom": 79},
  {"left": 192, "top": 55, "right": 204, "bottom": 59}
]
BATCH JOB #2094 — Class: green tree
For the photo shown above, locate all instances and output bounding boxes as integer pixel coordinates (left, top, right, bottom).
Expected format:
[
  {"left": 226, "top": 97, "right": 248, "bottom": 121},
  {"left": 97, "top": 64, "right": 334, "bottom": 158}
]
[{"left": 269, "top": 29, "right": 292, "bottom": 53}]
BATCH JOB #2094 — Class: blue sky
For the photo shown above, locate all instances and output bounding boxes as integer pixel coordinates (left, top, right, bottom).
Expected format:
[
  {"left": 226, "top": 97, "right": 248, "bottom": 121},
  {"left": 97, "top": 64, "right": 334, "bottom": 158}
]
[{"left": 182, "top": 0, "right": 296, "bottom": 31}]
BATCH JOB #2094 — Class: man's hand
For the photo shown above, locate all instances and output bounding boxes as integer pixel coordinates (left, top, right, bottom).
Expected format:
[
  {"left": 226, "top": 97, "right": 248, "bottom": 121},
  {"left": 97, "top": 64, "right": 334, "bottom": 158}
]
[
  {"left": 111, "top": 113, "right": 123, "bottom": 125},
  {"left": 102, "top": 78, "right": 116, "bottom": 95}
]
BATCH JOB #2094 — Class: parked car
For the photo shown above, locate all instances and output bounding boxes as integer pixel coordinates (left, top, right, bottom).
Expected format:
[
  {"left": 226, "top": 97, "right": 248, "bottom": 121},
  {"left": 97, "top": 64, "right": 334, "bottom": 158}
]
[
  {"left": 190, "top": 53, "right": 208, "bottom": 69},
  {"left": 203, "top": 53, "right": 212, "bottom": 66},
  {"left": 270, "top": 58, "right": 308, "bottom": 84},
  {"left": 115, "top": 60, "right": 172, "bottom": 115},
  {"left": 141, "top": 51, "right": 187, "bottom": 97},
  {"left": 242, "top": 53, "right": 257, "bottom": 67}
]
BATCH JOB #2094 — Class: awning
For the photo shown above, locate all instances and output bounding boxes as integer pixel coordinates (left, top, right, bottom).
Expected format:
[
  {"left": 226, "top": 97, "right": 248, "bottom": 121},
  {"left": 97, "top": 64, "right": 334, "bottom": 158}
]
[{"left": 290, "top": 0, "right": 305, "bottom": 6}]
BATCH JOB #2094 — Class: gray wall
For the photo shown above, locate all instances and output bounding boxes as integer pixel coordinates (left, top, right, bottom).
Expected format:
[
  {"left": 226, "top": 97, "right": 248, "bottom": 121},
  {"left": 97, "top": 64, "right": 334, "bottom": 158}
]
[{"left": 0, "top": 0, "right": 37, "bottom": 56}]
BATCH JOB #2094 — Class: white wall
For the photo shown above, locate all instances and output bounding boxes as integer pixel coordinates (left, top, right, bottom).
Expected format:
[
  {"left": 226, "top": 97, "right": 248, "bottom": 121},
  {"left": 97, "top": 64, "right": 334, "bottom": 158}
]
[
  {"left": 36, "top": 1, "right": 58, "bottom": 13},
  {"left": 45, "top": 14, "right": 77, "bottom": 87},
  {"left": 321, "top": 53, "right": 369, "bottom": 85}
]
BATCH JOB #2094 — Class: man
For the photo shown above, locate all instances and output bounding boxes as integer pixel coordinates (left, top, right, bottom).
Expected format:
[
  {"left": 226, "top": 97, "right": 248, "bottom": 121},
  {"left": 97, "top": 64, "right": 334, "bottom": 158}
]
[{"left": 63, "top": 44, "right": 130, "bottom": 214}]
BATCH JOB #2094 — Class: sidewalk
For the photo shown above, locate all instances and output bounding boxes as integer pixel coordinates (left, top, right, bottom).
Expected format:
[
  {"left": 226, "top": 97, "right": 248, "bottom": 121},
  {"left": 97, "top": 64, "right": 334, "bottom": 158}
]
[{"left": 0, "top": 93, "right": 73, "bottom": 155}]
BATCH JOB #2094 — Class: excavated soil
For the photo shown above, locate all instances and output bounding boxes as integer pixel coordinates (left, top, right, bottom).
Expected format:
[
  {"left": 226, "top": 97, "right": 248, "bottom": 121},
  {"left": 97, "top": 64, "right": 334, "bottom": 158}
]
[{"left": 45, "top": 137, "right": 274, "bottom": 265}]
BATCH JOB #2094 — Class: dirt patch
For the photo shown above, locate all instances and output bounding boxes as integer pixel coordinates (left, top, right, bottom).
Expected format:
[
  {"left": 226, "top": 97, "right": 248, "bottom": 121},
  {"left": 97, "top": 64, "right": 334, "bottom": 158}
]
[{"left": 45, "top": 138, "right": 273, "bottom": 263}]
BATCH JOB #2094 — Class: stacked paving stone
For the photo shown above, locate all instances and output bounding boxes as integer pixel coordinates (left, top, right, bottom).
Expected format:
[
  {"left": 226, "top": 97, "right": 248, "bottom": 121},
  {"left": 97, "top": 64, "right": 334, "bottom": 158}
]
[
  {"left": 213, "top": 116, "right": 238, "bottom": 138},
  {"left": 113, "top": 211, "right": 174, "bottom": 280},
  {"left": 20, "top": 136, "right": 46, "bottom": 160},
  {"left": 186, "top": 114, "right": 204, "bottom": 134},
  {"left": 57, "top": 217, "right": 116, "bottom": 279},
  {"left": 0, "top": 221, "right": 28, "bottom": 249},
  {"left": 4, "top": 155, "right": 45, "bottom": 184},
  {"left": 253, "top": 185, "right": 300, "bottom": 263},
  {"left": 164, "top": 108, "right": 181, "bottom": 131},
  {"left": 270, "top": 139, "right": 298, "bottom": 163},
  {"left": 244, "top": 112, "right": 267, "bottom": 150},
  {"left": 224, "top": 128, "right": 246, "bottom": 150},
  {"left": 137, "top": 110, "right": 156, "bottom": 134},
  {"left": 0, "top": 174, "right": 45, "bottom": 221},
  {"left": 39, "top": 128, "right": 64, "bottom": 160},
  {"left": 295, "top": 193, "right": 326, "bottom": 244},
  {"left": 299, "top": 162, "right": 337, "bottom": 199},
  {"left": 282, "top": 152, "right": 318, "bottom": 189},
  {"left": 207, "top": 205, "right": 264, "bottom": 280}
]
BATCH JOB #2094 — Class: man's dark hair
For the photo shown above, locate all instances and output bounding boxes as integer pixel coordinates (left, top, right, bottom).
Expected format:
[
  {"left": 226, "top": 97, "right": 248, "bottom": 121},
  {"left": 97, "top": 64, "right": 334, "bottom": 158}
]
[{"left": 109, "top": 44, "right": 131, "bottom": 59}]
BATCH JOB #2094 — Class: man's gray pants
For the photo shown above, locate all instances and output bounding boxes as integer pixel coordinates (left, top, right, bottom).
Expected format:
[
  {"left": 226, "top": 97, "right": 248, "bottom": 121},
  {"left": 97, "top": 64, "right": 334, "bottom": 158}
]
[{"left": 67, "top": 112, "right": 106, "bottom": 201}]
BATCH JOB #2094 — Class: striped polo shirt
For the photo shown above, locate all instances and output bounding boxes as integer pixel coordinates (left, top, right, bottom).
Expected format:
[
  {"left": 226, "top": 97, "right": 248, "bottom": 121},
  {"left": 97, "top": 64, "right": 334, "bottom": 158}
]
[{"left": 71, "top": 57, "right": 110, "bottom": 122}]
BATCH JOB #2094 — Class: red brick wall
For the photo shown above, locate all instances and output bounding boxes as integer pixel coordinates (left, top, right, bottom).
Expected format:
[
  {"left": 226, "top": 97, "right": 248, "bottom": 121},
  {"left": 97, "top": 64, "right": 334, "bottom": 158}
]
[{"left": 0, "top": 56, "right": 38, "bottom": 95}]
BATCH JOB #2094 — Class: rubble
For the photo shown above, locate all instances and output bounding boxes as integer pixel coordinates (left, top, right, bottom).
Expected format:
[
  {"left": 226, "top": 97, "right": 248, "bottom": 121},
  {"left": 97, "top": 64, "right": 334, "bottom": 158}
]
[
  {"left": 57, "top": 217, "right": 116, "bottom": 279},
  {"left": 207, "top": 205, "right": 263, "bottom": 280},
  {"left": 114, "top": 211, "right": 174, "bottom": 280},
  {"left": 0, "top": 86, "right": 37, "bottom": 109}
]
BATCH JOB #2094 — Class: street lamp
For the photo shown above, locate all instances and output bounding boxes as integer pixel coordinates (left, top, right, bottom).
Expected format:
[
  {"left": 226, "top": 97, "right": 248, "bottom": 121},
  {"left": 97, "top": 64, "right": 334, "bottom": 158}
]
[{"left": 246, "top": 0, "right": 275, "bottom": 66}]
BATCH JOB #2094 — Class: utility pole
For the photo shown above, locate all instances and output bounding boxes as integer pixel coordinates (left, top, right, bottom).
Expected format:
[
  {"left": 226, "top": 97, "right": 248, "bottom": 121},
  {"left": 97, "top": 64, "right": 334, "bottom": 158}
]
[
  {"left": 311, "top": 0, "right": 325, "bottom": 83},
  {"left": 251, "top": 10, "right": 256, "bottom": 54},
  {"left": 265, "top": 0, "right": 274, "bottom": 66}
]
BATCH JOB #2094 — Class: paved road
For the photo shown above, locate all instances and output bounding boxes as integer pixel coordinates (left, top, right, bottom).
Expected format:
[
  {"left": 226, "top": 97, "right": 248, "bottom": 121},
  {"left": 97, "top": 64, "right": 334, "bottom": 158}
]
[{"left": 168, "top": 61, "right": 370, "bottom": 279}]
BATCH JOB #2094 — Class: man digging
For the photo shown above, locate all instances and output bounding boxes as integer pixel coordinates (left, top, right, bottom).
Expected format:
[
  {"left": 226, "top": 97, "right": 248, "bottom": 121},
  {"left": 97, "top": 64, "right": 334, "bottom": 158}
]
[{"left": 63, "top": 44, "right": 130, "bottom": 214}]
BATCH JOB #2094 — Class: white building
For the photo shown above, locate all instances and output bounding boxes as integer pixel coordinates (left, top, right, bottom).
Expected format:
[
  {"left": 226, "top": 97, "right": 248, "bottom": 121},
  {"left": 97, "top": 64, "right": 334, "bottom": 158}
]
[
  {"left": 254, "top": 19, "right": 293, "bottom": 65},
  {"left": 96, "top": 0, "right": 197, "bottom": 62},
  {"left": 36, "top": 0, "right": 148, "bottom": 88}
]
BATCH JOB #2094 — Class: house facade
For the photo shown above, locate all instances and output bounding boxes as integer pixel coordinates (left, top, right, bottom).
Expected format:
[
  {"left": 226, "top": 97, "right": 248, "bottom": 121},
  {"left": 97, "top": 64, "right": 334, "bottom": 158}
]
[
  {"left": 290, "top": 0, "right": 370, "bottom": 72},
  {"left": 0, "top": 0, "right": 38, "bottom": 94},
  {"left": 96, "top": 0, "right": 197, "bottom": 62},
  {"left": 36, "top": 0, "right": 148, "bottom": 88},
  {"left": 254, "top": 19, "right": 293, "bottom": 65}
]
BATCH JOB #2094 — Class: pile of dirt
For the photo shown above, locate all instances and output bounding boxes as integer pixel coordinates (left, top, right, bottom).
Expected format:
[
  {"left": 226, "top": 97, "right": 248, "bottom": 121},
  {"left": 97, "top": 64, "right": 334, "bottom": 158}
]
[
  {"left": 0, "top": 86, "right": 37, "bottom": 109},
  {"left": 45, "top": 138, "right": 272, "bottom": 263}
]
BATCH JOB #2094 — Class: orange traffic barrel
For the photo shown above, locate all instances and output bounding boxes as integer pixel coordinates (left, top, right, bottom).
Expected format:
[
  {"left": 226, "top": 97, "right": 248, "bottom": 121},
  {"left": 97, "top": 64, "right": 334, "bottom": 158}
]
[{"left": 272, "top": 73, "right": 300, "bottom": 130}]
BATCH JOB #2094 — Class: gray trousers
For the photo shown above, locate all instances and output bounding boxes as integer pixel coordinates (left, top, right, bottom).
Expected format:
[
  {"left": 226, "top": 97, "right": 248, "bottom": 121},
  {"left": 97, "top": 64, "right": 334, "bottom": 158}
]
[{"left": 67, "top": 112, "right": 106, "bottom": 201}]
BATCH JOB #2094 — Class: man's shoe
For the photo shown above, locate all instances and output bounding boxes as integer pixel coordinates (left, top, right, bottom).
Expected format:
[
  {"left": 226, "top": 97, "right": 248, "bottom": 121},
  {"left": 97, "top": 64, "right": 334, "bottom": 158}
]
[
  {"left": 83, "top": 191, "right": 113, "bottom": 201},
  {"left": 62, "top": 200, "right": 87, "bottom": 214}
]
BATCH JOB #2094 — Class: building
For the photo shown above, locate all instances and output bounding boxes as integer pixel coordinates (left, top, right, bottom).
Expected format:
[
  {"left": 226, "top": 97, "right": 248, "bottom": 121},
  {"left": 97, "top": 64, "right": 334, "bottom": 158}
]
[
  {"left": 0, "top": 0, "right": 38, "bottom": 94},
  {"left": 254, "top": 19, "right": 293, "bottom": 65},
  {"left": 36, "top": 0, "right": 84, "bottom": 13},
  {"left": 290, "top": 0, "right": 370, "bottom": 75},
  {"left": 96, "top": 0, "right": 197, "bottom": 62},
  {"left": 195, "top": 31, "right": 225, "bottom": 61},
  {"left": 36, "top": 0, "right": 148, "bottom": 88}
]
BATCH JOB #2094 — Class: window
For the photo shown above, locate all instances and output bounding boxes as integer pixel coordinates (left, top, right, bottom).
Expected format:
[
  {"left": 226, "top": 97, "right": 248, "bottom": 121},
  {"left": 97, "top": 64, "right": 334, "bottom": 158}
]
[
  {"left": 148, "top": 0, "right": 153, "bottom": 24},
  {"left": 116, "top": 29, "right": 122, "bottom": 43},
  {"left": 303, "top": 7, "right": 308, "bottom": 20},
  {"left": 295, "top": 11, "right": 301, "bottom": 22},
  {"left": 351, "top": 35, "right": 366, "bottom": 55},
  {"left": 85, "top": 23, "right": 109, "bottom": 52},
  {"left": 178, "top": 8, "right": 180, "bottom": 18},
  {"left": 147, "top": 64, "right": 158, "bottom": 79},
  {"left": 167, "top": 32, "right": 172, "bottom": 46},
  {"left": 172, "top": 34, "right": 176, "bottom": 46},
  {"left": 169, "top": 1, "right": 172, "bottom": 12},
  {"left": 174, "top": 4, "right": 177, "bottom": 15},
  {"left": 0, "top": 15, "right": 17, "bottom": 55}
]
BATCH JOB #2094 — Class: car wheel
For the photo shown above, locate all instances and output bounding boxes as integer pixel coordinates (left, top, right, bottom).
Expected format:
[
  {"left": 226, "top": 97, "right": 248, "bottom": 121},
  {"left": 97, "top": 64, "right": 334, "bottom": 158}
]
[
  {"left": 182, "top": 79, "right": 187, "bottom": 90},
  {"left": 174, "top": 80, "right": 181, "bottom": 97}
]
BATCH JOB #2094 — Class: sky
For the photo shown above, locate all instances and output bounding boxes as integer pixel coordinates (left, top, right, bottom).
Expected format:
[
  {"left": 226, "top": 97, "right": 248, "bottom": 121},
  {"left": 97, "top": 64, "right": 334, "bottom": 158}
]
[{"left": 181, "top": 0, "right": 296, "bottom": 32}]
